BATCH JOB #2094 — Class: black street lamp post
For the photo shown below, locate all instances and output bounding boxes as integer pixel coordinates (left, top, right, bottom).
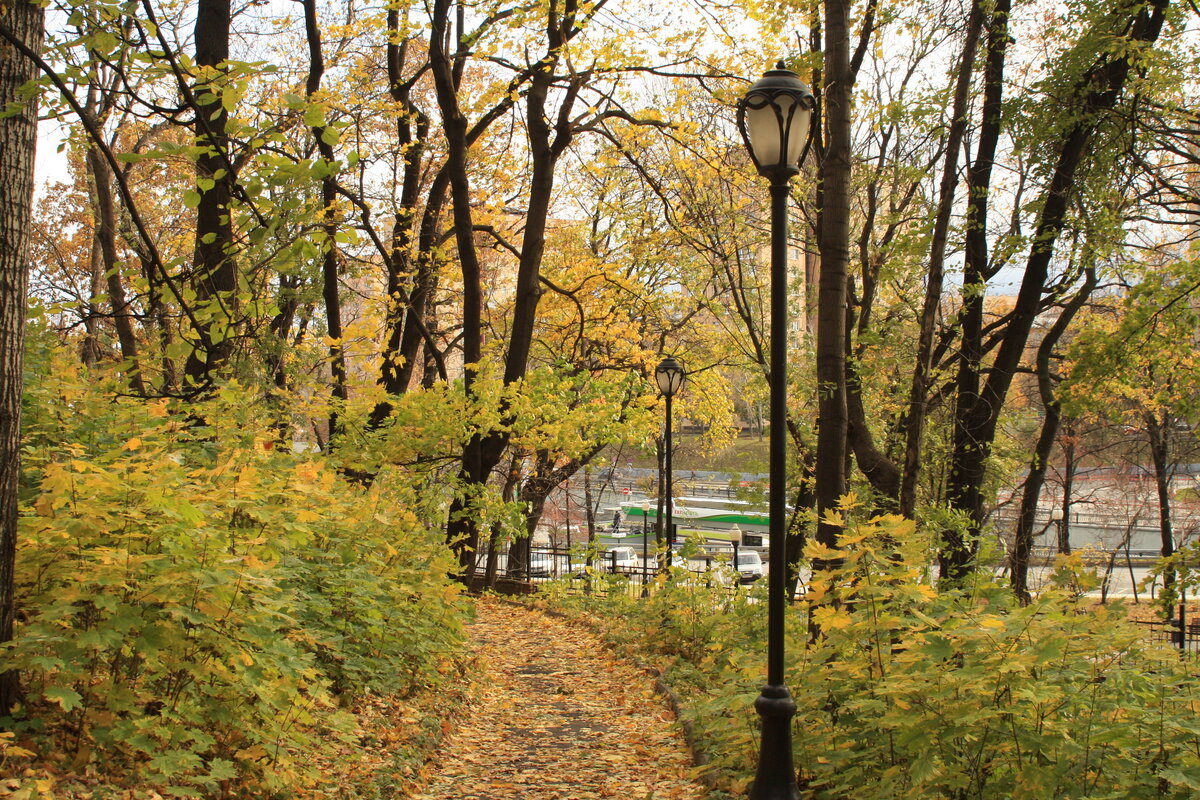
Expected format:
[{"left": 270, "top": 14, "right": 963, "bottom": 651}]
[
  {"left": 641, "top": 499, "right": 650, "bottom": 597},
  {"left": 656, "top": 356, "right": 686, "bottom": 571},
  {"left": 736, "top": 62, "right": 815, "bottom": 800},
  {"left": 730, "top": 524, "right": 743, "bottom": 586}
]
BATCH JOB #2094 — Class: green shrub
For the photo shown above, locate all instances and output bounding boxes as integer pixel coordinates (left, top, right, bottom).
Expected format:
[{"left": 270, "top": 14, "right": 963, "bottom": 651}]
[
  {"left": 545, "top": 513, "right": 1200, "bottom": 798},
  {"left": 3, "top": 348, "right": 466, "bottom": 796}
]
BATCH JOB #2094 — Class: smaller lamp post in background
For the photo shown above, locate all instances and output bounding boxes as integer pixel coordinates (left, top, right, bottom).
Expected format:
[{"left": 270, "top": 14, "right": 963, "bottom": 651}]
[
  {"left": 737, "top": 61, "right": 815, "bottom": 800},
  {"left": 730, "top": 524, "right": 743, "bottom": 585},
  {"left": 641, "top": 499, "right": 651, "bottom": 597},
  {"left": 655, "top": 356, "right": 686, "bottom": 570}
]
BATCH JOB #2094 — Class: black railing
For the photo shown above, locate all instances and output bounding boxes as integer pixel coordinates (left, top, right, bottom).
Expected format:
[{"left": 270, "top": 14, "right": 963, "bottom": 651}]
[
  {"left": 469, "top": 544, "right": 760, "bottom": 598},
  {"left": 1132, "top": 619, "right": 1200, "bottom": 655}
]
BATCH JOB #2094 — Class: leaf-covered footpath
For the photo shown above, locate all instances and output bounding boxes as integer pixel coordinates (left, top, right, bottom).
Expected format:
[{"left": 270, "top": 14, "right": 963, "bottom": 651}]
[{"left": 412, "top": 598, "right": 707, "bottom": 800}]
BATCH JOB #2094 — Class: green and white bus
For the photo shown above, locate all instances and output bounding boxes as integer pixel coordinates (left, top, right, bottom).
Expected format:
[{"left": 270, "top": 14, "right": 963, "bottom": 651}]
[{"left": 620, "top": 496, "right": 769, "bottom": 547}]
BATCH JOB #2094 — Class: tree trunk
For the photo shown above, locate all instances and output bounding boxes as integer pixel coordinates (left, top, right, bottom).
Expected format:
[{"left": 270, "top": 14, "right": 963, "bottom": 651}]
[
  {"left": 182, "top": 0, "right": 237, "bottom": 393},
  {"left": 1146, "top": 412, "right": 1175, "bottom": 598},
  {"left": 521, "top": 448, "right": 601, "bottom": 546},
  {"left": 0, "top": 0, "right": 43, "bottom": 714},
  {"left": 582, "top": 465, "right": 596, "bottom": 574},
  {"left": 941, "top": 0, "right": 1166, "bottom": 584},
  {"left": 815, "top": 0, "right": 852, "bottom": 560},
  {"left": 434, "top": 0, "right": 586, "bottom": 569},
  {"left": 82, "top": 229, "right": 104, "bottom": 367},
  {"left": 785, "top": 446, "right": 815, "bottom": 601},
  {"left": 302, "top": 0, "right": 347, "bottom": 442},
  {"left": 430, "top": 0, "right": 489, "bottom": 570},
  {"left": 1060, "top": 428, "right": 1077, "bottom": 554},
  {"left": 86, "top": 146, "right": 144, "bottom": 394},
  {"left": 369, "top": 6, "right": 431, "bottom": 425},
  {"left": 940, "top": 0, "right": 1010, "bottom": 583},
  {"left": 121, "top": 221, "right": 177, "bottom": 393},
  {"left": 899, "top": 0, "right": 984, "bottom": 516},
  {"left": 1009, "top": 269, "right": 1094, "bottom": 602}
]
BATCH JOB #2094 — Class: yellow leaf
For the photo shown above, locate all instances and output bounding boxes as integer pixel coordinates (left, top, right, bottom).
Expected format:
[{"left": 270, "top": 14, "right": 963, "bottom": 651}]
[
  {"left": 34, "top": 495, "right": 53, "bottom": 517},
  {"left": 123, "top": 437, "right": 142, "bottom": 451},
  {"left": 804, "top": 541, "right": 844, "bottom": 561},
  {"left": 814, "top": 608, "right": 853, "bottom": 630},
  {"left": 237, "top": 466, "right": 259, "bottom": 490},
  {"left": 838, "top": 491, "right": 862, "bottom": 510}
]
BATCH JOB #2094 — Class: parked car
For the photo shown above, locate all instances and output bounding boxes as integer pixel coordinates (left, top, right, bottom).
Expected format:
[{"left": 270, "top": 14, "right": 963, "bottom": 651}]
[
  {"left": 529, "top": 551, "right": 555, "bottom": 578},
  {"left": 604, "top": 546, "right": 638, "bottom": 573},
  {"left": 735, "top": 550, "right": 764, "bottom": 583}
]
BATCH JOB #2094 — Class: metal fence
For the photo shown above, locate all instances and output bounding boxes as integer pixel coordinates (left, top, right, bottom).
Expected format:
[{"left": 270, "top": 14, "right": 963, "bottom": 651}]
[
  {"left": 469, "top": 544, "right": 756, "bottom": 599},
  {"left": 1133, "top": 620, "right": 1200, "bottom": 655},
  {"left": 473, "top": 546, "right": 1200, "bottom": 654}
]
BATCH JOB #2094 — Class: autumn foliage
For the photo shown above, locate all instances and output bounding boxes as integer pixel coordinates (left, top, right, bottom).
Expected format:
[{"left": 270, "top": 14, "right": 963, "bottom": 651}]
[
  {"left": 543, "top": 514, "right": 1200, "bottom": 798},
  {"left": 2, "top": 335, "right": 465, "bottom": 795}
]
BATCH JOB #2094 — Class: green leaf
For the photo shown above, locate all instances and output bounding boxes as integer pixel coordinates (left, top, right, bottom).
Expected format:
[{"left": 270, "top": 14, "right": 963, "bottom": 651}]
[
  {"left": 89, "top": 31, "right": 118, "bottom": 55},
  {"left": 304, "top": 104, "right": 326, "bottom": 128},
  {"left": 1162, "top": 767, "right": 1200, "bottom": 791},
  {"left": 44, "top": 686, "right": 83, "bottom": 712}
]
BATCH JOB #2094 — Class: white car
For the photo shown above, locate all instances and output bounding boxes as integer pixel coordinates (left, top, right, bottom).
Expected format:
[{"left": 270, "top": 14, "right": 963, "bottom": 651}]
[
  {"left": 529, "top": 551, "right": 555, "bottom": 577},
  {"left": 604, "top": 546, "right": 639, "bottom": 573}
]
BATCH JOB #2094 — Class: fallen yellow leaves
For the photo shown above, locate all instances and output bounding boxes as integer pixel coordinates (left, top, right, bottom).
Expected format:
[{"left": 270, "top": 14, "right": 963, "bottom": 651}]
[{"left": 411, "top": 598, "right": 709, "bottom": 800}]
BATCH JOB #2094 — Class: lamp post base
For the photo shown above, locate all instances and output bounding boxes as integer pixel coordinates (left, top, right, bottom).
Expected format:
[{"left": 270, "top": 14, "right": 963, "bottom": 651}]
[{"left": 749, "top": 684, "right": 798, "bottom": 800}]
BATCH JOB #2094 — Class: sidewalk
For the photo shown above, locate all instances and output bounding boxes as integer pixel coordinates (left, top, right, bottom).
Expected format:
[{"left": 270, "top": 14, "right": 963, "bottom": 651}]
[{"left": 412, "top": 598, "right": 708, "bottom": 800}]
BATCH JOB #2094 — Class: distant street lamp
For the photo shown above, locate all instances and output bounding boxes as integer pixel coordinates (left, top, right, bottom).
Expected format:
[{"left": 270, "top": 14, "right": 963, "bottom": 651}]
[
  {"left": 656, "top": 356, "right": 686, "bottom": 570},
  {"left": 641, "top": 499, "right": 651, "bottom": 597},
  {"left": 730, "top": 524, "right": 743, "bottom": 585},
  {"left": 737, "top": 62, "right": 815, "bottom": 800}
]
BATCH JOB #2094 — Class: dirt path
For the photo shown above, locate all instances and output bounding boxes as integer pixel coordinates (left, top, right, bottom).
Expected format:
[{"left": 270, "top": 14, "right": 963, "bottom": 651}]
[{"left": 412, "top": 598, "right": 708, "bottom": 800}]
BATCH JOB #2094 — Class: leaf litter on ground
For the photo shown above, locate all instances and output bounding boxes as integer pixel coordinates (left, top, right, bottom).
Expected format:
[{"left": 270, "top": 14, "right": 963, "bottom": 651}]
[{"left": 411, "top": 597, "right": 709, "bottom": 800}]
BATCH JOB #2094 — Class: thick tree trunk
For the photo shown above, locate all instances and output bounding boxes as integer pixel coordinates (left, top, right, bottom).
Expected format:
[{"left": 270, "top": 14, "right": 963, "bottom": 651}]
[
  {"left": 182, "top": 0, "right": 237, "bottom": 393},
  {"left": 815, "top": 0, "right": 852, "bottom": 560},
  {"left": 0, "top": 0, "right": 43, "bottom": 714},
  {"left": 430, "top": 0, "right": 489, "bottom": 570}
]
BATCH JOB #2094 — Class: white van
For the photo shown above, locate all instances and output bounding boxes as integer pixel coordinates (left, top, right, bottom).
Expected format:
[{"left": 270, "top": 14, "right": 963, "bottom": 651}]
[{"left": 735, "top": 550, "right": 764, "bottom": 583}]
